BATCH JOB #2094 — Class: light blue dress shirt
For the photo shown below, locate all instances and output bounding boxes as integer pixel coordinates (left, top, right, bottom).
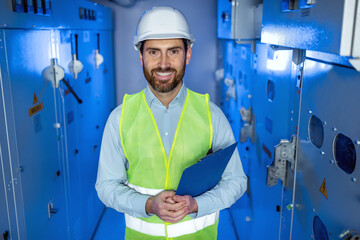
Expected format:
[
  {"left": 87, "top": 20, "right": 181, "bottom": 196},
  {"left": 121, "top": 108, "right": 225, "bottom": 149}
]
[{"left": 95, "top": 83, "right": 247, "bottom": 219}]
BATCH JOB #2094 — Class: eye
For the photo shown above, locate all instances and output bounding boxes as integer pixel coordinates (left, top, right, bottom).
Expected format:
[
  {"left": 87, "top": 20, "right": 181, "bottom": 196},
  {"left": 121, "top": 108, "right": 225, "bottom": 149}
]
[
  {"left": 169, "top": 49, "right": 180, "bottom": 55},
  {"left": 148, "top": 50, "right": 159, "bottom": 56}
]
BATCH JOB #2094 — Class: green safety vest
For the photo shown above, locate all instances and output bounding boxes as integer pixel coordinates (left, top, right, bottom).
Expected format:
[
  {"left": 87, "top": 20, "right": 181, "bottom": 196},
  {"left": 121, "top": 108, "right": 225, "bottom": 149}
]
[{"left": 119, "top": 89, "right": 219, "bottom": 240}]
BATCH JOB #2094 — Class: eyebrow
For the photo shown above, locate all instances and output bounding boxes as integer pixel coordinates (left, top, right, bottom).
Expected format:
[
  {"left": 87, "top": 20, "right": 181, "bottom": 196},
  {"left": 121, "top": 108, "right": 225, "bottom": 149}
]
[{"left": 145, "top": 46, "right": 183, "bottom": 52}]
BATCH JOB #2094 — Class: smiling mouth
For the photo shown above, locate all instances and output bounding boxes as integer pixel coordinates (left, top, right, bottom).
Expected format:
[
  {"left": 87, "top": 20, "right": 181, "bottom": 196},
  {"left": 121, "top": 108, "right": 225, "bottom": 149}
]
[
  {"left": 155, "top": 72, "right": 173, "bottom": 77},
  {"left": 154, "top": 71, "right": 175, "bottom": 81}
]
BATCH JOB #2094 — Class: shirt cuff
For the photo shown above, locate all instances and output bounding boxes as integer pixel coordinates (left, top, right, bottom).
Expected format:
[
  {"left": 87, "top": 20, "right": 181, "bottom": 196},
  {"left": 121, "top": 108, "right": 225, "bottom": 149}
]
[
  {"left": 193, "top": 195, "right": 210, "bottom": 218},
  {"left": 133, "top": 194, "right": 152, "bottom": 218}
]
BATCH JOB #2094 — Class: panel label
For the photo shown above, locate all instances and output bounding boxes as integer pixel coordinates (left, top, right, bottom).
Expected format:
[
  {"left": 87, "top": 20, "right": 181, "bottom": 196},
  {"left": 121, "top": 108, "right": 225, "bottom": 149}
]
[
  {"left": 33, "top": 92, "right": 39, "bottom": 104},
  {"left": 320, "top": 178, "right": 328, "bottom": 199},
  {"left": 29, "top": 102, "right": 44, "bottom": 117}
]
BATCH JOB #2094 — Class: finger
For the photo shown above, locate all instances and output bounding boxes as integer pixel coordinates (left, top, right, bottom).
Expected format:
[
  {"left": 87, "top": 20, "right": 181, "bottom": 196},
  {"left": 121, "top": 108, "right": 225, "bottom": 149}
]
[
  {"left": 167, "top": 205, "right": 188, "bottom": 218},
  {"left": 160, "top": 191, "right": 176, "bottom": 200},
  {"left": 173, "top": 195, "right": 190, "bottom": 203},
  {"left": 157, "top": 210, "right": 186, "bottom": 224},
  {"left": 163, "top": 210, "right": 189, "bottom": 223},
  {"left": 164, "top": 201, "right": 185, "bottom": 211},
  {"left": 165, "top": 197, "right": 176, "bottom": 204}
]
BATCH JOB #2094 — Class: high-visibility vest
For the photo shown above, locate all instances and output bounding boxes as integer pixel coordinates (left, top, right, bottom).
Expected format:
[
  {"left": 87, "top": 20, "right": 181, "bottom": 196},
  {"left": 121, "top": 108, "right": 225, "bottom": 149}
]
[{"left": 120, "top": 89, "right": 219, "bottom": 239}]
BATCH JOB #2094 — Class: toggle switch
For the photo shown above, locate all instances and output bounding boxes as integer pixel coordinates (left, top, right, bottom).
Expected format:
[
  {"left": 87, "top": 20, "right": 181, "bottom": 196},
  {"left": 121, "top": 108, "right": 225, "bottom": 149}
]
[
  {"left": 68, "top": 54, "right": 83, "bottom": 79},
  {"left": 68, "top": 34, "right": 83, "bottom": 79},
  {"left": 12, "top": 0, "right": 25, "bottom": 12},
  {"left": 95, "top": 33, "right": 104, "bottom": 69},
  {"left": 42, "top": 58, "right": 65, "bottom": 88},
  {"left": 26, "top": 0, "right": 35, "bottom": 13},
  {"left": 34, "top": 0, "right": 43, "bottom": 15}
]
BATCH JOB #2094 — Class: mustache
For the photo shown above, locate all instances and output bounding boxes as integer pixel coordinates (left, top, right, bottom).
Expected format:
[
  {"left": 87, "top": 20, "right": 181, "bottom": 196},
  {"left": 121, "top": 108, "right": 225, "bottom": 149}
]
[{"left": 151, "top": 67, "right": 177, "bottom": 73}]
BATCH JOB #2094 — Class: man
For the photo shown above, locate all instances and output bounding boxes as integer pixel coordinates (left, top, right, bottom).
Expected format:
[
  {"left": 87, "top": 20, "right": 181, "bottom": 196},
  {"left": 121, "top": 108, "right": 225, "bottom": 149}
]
[{"left": 95, "top": 6, "right": 247, "bottom": 239}]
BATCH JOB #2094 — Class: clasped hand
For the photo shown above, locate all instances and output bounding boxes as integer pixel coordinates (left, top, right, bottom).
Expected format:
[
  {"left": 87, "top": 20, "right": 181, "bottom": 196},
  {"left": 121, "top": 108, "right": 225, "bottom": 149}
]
[{"left": 145, "top": 191, "right": 198, "bottom": 223}]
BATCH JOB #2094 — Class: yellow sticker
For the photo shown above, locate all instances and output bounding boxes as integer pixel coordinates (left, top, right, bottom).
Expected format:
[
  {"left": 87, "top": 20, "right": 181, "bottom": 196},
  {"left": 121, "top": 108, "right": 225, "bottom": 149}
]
[
  {"left": 33, "top": 92, "right": 39, "bottom": 104},
  {"left": 320, "top": 178, "right": 328, "bottom": 199},
  {"left": 29, "top": 102, "right": 43, "bottom": 117}
]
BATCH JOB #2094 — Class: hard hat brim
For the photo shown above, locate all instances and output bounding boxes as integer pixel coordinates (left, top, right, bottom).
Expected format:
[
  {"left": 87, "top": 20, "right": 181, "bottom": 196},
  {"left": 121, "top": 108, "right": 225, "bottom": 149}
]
[{"left": 133, "top": 34, "right": 194, "bottom": 51}]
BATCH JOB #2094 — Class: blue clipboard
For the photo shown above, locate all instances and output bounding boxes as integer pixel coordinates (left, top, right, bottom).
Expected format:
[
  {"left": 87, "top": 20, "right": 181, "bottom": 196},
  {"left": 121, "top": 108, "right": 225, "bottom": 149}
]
[{"left": 176, "top": 142, "right": 238, "bottom": 197}]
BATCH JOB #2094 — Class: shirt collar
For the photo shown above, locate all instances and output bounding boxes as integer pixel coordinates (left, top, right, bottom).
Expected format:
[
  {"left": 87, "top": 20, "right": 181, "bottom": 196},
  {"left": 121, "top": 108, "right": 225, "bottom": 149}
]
[{"left": 144, "top": 83, "right": 187, "bottom": 109}]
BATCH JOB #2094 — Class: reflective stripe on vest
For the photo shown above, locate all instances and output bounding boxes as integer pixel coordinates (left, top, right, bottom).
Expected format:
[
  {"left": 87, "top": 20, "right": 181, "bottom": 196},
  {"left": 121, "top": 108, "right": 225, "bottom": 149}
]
[
  {"left": 126, "top": 182, "right": 163, "bottom": 196},
  {"left": 125, "top": 212, "right": 219, "bottom": 238}
]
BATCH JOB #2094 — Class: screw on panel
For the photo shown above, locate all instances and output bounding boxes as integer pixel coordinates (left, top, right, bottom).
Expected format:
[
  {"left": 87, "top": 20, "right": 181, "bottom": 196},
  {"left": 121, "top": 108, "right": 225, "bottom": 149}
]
[
  {"left": 321, "top": 151, "right": 325, "bottom": 155},
  {"left": 323, "top": 121, "right": 327, "bottom": 126},
  {"left": 352, "top": 178, "right": 357, "bottom": 182},
  {"left": 332, "top": 127, "right": 337, "bottom": 131},
  {"left": 286, "top": 203, "right": 294, "bottom": 210},
  {"left": 313, "top": 208, "right": 316, "bottom": 212},
  {"left": 330, "top": 160, "right": 335, "bottom": 164},
  {"left": 309, "top": 110, "right": 312, "bottom": 114},
  {"left": 355, "top": 140, "right": 360, "bottom": 145},
  {"left": 3, "top": 24, "right": 7, "bottom": 27},
  {"left": 245, "top": 216, "right": 252, "bottom": 222}
]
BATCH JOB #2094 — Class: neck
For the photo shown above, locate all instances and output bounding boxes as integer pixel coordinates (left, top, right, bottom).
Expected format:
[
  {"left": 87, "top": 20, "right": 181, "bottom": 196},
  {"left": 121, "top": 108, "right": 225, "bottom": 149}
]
[{"left": 149, "top": 82, "right": 183, "bottom": 108}]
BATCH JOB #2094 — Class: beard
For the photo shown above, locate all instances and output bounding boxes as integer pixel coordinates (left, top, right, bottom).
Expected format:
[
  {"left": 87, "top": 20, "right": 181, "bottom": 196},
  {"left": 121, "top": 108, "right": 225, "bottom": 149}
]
[{"left": 143, "top": 64, "right": 186, "bottom": 93}]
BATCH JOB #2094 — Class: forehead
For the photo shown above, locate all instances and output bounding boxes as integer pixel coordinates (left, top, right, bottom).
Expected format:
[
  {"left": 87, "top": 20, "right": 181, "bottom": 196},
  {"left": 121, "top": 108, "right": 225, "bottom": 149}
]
[{"left": 143, "top": 39, "right": 185, "bottom": 50}]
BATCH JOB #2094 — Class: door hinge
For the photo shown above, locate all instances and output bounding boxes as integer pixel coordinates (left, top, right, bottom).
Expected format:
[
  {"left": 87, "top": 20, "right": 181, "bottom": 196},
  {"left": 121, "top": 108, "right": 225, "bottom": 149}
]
[
  {"left": 267, "top": 135, "right": 297, "bottom": 187},
  {"left": 48, "top": 200, "right": 58, "bottom": 220}
]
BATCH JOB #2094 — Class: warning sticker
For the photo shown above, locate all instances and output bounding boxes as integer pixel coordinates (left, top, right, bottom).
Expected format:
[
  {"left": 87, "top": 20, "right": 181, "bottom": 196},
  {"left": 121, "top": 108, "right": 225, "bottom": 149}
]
[
  {"left": 29, "top": 102, "right": 43, "bottom": 117},
  {"left": 33, "top": 92, "right": 39, "bottom": 104},
  {"left": 320, "top": 178, "right": 328, "bottom": 199}
]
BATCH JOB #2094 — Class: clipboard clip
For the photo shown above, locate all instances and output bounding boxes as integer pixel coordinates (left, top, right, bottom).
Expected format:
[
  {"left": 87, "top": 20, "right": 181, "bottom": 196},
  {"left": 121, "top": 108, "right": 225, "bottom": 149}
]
[{"left": 198, "top": 148, "right": 222, "bottom": 162}]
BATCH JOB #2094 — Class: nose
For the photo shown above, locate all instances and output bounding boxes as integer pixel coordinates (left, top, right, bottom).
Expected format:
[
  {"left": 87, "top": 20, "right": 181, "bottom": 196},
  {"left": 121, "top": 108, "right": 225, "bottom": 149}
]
[{"left": 159, "top": 53, "right": 171, "bottom": 69}]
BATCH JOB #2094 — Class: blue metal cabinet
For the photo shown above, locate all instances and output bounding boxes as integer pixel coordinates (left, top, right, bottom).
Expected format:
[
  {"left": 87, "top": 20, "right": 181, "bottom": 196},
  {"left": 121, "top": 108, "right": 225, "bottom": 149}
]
[
  {"left": 288, "top": 58, "right": 360, "bottom": 240},
  {"left": 218, "top": 0, "right": 262, "bottom": 43},
  {"left": 217, "top": 0, "right": 235, "bottom": 39},
  {"left": 261, "top": 0, "right": 357, "bottom": 56},
  {"left": 0, "top": 80, "right": 12, "bottom": 240},
  {"left": 0, "top": 29, "right": 68, "bottom": 239},
  {"left": 0, "top": 0, "right": 115, "bottom": 239},
  {"left": 57, "top": 29, "right": 115, "bottom": 240}
]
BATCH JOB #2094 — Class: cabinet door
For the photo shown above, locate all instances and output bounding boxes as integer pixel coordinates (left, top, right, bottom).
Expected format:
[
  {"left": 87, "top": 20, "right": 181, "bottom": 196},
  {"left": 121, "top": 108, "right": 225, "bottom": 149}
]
[
  {"left": 3, "top": 29, "right": 68, "bottom": 239},
  {"left": 289, "top": 59, "right": 360, "bottom": 239},
  {"left": 57, "top": 29, "right": 115, "bottom": 239}
]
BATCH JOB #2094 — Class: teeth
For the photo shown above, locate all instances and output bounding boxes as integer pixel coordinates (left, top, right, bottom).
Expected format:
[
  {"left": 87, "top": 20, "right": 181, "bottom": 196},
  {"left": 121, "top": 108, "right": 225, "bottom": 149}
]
[{"left": 156, "top": 72, "right": 172, "bottom": 76}]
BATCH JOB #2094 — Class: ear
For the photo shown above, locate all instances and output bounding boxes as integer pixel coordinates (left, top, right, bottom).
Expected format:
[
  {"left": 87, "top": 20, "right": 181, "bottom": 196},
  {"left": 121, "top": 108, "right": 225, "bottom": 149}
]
[
  {"left": 139, "top": 50, "right": 144, "bottom": 67},
  {"left": 185, "top": 45, "right": 192, "bottom": 65}
]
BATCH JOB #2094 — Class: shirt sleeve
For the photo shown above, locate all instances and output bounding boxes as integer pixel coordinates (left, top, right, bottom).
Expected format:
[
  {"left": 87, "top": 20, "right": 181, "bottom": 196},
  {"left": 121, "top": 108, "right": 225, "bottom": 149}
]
[
  {"left": 95, "top": 105, "right": 150, "bottom": 218},
  {"left": 193, "top": 101, "right": 248, "bottom": 218}
]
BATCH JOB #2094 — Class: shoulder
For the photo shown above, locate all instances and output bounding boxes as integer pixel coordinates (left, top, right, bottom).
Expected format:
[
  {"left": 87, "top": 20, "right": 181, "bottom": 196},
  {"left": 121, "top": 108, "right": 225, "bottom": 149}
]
[
  {"left": 208, "top": 100, "right": 226, "bottom": 119},
  {"left": 106, "top": 104, "right": 123, "bottom": 129}
]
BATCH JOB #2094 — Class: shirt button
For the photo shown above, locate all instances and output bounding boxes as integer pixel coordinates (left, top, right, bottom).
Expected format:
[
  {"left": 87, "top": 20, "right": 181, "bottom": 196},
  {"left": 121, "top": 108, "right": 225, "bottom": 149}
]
[{"left": 165, "top": 132, "right": 168, "bottom": 136}]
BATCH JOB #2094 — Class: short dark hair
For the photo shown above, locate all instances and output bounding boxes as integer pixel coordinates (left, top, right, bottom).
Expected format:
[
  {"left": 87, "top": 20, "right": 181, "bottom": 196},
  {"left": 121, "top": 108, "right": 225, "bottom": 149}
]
[{"left": 139, "top": 39, "right": 189, "bottom": 54}]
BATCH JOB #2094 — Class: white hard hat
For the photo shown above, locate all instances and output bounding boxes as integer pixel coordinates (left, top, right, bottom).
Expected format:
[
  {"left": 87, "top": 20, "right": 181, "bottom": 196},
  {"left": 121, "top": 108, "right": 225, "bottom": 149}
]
[{"left": 133, "top": 6, "right": 195, "bottom": 51}]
